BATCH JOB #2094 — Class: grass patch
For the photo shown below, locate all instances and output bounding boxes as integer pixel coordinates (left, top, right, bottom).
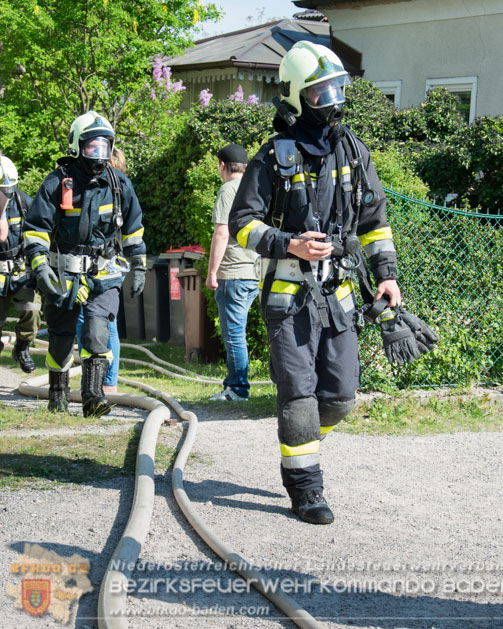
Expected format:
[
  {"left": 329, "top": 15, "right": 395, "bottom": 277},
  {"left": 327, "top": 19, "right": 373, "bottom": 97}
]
[
  {"left": 0, "top": 424, "right": 180, "bottom": 489},
  {"left": 118, "top": 344, "right": 277, "bottom": 418},
  {"left": 0, "top": 403, "right": 124, "bottom": 430},
  {"left": 341, "top": 393, "right": 503, "bottom": 435},
  {"left": 2, "top": 341, "right": 502, "bottom": 490}
]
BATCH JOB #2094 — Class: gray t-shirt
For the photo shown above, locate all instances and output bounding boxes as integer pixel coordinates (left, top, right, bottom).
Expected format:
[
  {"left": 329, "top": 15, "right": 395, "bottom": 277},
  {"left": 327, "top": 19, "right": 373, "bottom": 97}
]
[{"left": 212, "top": 178, "right": 259, "bottom": 280}]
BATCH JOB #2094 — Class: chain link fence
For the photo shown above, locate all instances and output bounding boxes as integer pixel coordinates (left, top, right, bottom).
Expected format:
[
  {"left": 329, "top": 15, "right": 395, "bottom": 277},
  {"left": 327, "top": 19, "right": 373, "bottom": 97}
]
[{"left": 359, "top": 189, "right": 503, "bottom": 391}]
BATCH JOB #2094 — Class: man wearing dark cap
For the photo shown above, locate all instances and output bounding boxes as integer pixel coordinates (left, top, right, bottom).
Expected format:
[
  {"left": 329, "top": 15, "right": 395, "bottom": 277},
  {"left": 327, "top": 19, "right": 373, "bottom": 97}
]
[{"left": 206, "top": 144, "right": 259, "bottom": 401}]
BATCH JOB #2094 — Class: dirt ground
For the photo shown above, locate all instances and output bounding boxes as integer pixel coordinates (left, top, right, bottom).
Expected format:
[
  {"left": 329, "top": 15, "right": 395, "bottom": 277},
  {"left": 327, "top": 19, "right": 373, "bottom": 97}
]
[{"left": 1, "top": 364, "right": 503, "bottom": 629}]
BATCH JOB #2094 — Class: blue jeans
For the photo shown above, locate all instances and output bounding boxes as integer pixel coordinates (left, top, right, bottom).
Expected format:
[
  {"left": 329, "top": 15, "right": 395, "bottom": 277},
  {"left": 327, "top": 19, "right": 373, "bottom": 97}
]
[
  {"left": 214, "top": 279, "right": 259, "bottom": 398},
  {"left": 76, "top": 309, "right": 120, "bottom": 386}
]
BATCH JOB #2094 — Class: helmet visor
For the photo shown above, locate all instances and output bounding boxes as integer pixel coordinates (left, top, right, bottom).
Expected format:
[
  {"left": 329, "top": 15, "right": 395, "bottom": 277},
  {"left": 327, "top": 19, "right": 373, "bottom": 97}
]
[
  {"left": 301, "top": 75, "right": 351, "bottom": 109},
  {"left": 82, "top": 136, "right": 112, "bottom": 160}
]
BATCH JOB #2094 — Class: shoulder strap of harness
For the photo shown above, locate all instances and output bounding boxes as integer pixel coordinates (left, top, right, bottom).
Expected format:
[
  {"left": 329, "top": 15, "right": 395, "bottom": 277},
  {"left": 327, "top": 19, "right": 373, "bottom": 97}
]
[
  {"left": 15, "top": 191, "right": 27, "bottom": 218},
  {"left": 0, "top": 193, "right": 28, "bottom": 261},
  {"left": 105, "top": 165, "right": 123, "bottom": 228},
  {"left": 105, "top": 165, "right": 124, "bottom": 254},
  {"left": 269, "top": 135, "right": 302, "bottom": 229}
]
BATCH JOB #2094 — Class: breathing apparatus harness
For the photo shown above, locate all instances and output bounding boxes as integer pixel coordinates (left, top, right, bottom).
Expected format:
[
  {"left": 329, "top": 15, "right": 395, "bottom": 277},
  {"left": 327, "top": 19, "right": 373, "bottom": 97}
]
[
  {"left": 265, "top": 102, "right": 378, "bottom": 326},
  {"left": 42, "top": 162, "right": 128, "bottom": 304},
  {"left": 0, "top": 191, "right": 29, "bottom": 276},
  {"left": 53, "top": 162, "right": 125, "bottom": 274}
]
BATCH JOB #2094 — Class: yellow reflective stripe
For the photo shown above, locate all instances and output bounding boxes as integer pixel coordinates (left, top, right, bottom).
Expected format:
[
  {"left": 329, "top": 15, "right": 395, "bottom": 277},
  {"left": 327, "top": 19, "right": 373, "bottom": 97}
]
[
  {"left": 236, "top": 220, "right": 263, "bottom": 248},
  {"left": 280, "top": 440, "right": 320, "bottom": 457},
  {"left": 99, "top": 204, "right": 113, "bottom": 213},
  {"left": 64, "top": 207, "right": 82, "bottom": 216},
  {"left": 376, "top": 308, "right": 397, "bottom": 323},
  {"left": 80, "top": 349, "right": 113, "bottom": 361},
  {"left": 31, "top": 254, "right": 47, "bottom": 270},
  {"left": 122, "top": 227, "right": 144, "bottom": 243},
  {"left": 335, "top": 279, "right": 354, "bottom": 301},
  {"left": 46, "top": 351, "right": 62, "bottom": 370},
  {"left": 46, "top": 350, "right": 74, "bottom": 371},
  {"left": 320, "top": 425, "right": 338, "bottom": 435},
  {"left": 341, "top": 165, "right": 351, "bottom": 176},
  {"left": 8, "top": 217, "right": 21, "bottom": 224},
  {"left": 358, "top": 227, "right": 393, "bottom": 247},
  {"left": 292, "top": 173, "right": 305, "bottom": 184},
  {"left": 258, "top": 279, "right": 300, "bottom": 295},
  {"left": 0, "top": 275, "right": 5, "bottom": 286},
  {"left": 24, "top": 230, "right": 51, "bottom": 243}
]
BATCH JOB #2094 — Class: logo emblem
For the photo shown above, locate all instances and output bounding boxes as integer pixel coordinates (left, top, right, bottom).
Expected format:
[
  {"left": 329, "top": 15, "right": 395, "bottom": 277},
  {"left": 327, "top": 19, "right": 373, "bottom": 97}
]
[{"left": 21, "top": 579, "right": 51, "bottom": 615}]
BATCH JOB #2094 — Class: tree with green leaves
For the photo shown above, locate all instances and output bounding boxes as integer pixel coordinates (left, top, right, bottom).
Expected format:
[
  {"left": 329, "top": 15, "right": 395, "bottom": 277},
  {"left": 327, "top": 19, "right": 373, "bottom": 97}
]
[{"left": 0, "top": 0, "right": 220, "bottom": 173}]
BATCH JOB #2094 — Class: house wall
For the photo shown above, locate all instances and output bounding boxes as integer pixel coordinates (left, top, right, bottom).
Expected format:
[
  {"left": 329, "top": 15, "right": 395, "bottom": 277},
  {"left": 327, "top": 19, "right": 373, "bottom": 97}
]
[
  {"left": 173, "top": 68, "right": 279, "bottom": 110},
  {"left": 322, "top": 0, "right": 503, "bottom": 118}
]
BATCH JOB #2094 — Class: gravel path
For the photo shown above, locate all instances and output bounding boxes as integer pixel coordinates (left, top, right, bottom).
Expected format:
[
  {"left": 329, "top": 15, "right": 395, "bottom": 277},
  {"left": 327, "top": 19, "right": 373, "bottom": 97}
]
[{"left": 1, "top": 364, "right": 502, "bottom": 629}]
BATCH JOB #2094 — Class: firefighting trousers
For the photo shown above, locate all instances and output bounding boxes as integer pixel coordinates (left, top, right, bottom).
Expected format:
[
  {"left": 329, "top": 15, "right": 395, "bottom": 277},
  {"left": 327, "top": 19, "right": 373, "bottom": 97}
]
[
  {"left": 44, "top": 287, "right": 120, "bottom": 372},
  {"left": 267, "top": 298, "right": 360, "bottom": 497},
  {"left": 0, "top": 287, "right": 42, "bottom": 343}
]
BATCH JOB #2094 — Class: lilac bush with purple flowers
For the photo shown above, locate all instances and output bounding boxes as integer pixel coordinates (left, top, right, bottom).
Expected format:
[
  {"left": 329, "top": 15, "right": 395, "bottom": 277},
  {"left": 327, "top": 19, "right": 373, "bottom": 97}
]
[
  {"left": 228, "top": 84, "right": 244, "bottom": 102},
  {"left": 150, "top": 57, "right": 186, "bottom": 100},
  {"left": 199, "top": 89, "right": 213, "bottom": 107}
]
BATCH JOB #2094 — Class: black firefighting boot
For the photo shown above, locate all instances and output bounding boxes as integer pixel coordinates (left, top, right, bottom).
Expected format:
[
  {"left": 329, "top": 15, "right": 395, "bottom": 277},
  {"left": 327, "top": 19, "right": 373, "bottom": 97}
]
[
  {"left": 291, "top": 488, "right": 334, "bottom": 525},
  {"left": 12, "top": 340, "right": 36, "bottom": 373},
  {"left": 48, "top": 370, "right": 70, "bottom": 413},
  {"left": 81, "top": 356, "right": 111, "bottom": 418}
]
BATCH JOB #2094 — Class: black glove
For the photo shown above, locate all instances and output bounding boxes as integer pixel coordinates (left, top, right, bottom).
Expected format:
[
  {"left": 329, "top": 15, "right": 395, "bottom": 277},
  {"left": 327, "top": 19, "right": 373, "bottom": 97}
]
[
  {"left": 365, "top": 299, "right": 439, "bottom": 366},
  {"left": 34, "top": 262, "right": 59, "bottom": 296},
  {"left": 129, "top": 255, "right": 146, "bottom": 299},
  {"left": 378, "top": 309, "right": 421, "bottom": 366},
  {"left": 400, "top": 310, "right": 439, "bottom": 354}
]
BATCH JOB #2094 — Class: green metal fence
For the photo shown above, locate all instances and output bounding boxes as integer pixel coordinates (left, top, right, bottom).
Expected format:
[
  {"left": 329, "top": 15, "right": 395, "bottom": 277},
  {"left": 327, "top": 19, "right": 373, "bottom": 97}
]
[{"left": 359, "top": 189, "right": 503, "bottom": 391}]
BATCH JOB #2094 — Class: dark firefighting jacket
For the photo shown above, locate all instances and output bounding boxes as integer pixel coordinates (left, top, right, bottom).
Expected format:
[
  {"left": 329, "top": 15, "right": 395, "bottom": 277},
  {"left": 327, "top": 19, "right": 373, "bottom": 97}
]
[
  {"left": 0, "top": 190, "right": 32, "bottom": 296},
  {"left": 228, "top": 130, "right": 398, "bottom": 331},
  {"left": 23, "top": 158, "right": 146, "bottom": 308}
]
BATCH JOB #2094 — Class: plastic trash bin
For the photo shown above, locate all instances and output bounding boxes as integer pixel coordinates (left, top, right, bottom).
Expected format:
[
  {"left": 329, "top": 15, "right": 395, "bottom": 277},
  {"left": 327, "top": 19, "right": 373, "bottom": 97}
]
[
  {"left": 177, "top": 267, "right": 220, "bottom": 362},
  {"left": 118, "top": 270, "right": 145, "bottom": 340},
  {"left": 159, "top": 246, "right": 204, "bottom": 346},
  {"left": 143, "top": 256, "right": 171, "bottom": 342}
]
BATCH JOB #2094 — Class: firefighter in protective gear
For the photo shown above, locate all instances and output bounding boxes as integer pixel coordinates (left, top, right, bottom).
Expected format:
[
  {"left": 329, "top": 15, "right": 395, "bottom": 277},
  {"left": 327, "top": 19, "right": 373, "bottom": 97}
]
[
  {"left": 228, "top": 41, "right": 401, "bottom": 524},
  {"left": 0, "top": 155, "right": 41, "bottom": 373},
  {"left": 23, "top": 111, "right": 147, "bottom": 416}
]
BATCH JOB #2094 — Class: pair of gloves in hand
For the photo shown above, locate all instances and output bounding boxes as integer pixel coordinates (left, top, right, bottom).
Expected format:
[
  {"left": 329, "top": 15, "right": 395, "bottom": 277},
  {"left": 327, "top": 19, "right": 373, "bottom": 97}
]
[
  {"left": 33, "top": 255, "right": 146, "bottom": 301},
  {"left": 364, "top": 298, "right": 439, "bottom": 366}
]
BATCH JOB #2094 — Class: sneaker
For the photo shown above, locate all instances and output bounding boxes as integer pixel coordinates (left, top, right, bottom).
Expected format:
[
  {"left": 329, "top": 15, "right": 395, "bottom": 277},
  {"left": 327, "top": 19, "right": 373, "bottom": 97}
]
[
  {"left": 291, "top": 489, "right": 334, "bottom": 525},
  {"left": 210, "top": 386, "right": 248, "bottom": 402}
]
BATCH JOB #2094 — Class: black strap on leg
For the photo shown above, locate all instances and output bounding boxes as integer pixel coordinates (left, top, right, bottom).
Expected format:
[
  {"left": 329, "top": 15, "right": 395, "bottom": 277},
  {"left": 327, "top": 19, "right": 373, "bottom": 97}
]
[
  {"left": 260, "top": 258, "right": 278, "bottom": 323},
  {"left": 299, "top": 259, "right": 330, "bottom": 328}
]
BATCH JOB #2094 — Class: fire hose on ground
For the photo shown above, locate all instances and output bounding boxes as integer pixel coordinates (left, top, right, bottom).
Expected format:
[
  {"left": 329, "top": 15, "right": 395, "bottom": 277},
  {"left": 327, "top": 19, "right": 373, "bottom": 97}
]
[{"left": 3, "top": 333, "right": 325, "bottom": 629}]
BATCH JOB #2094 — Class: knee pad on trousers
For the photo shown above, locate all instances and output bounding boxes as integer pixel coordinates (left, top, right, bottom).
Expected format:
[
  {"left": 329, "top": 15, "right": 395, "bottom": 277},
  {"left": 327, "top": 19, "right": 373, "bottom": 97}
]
[
  {"left": 279, "top": 396, "right": 319, "bottom": 446},
  {"left": 319, "top": 398, "right": 355, "bottom": 427},
  {"left": 81, "top": 317, "right": 110, "bottom": 356}
]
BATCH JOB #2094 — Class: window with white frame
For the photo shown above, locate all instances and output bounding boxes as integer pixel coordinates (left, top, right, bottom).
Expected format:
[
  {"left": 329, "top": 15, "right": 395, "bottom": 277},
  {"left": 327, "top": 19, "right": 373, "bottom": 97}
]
[
  {"left": 425, "top": 77, "right": 478, "bottom": 123},
  {"left": 374, "top": 81, "right": 402, "bottom": 107}
]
